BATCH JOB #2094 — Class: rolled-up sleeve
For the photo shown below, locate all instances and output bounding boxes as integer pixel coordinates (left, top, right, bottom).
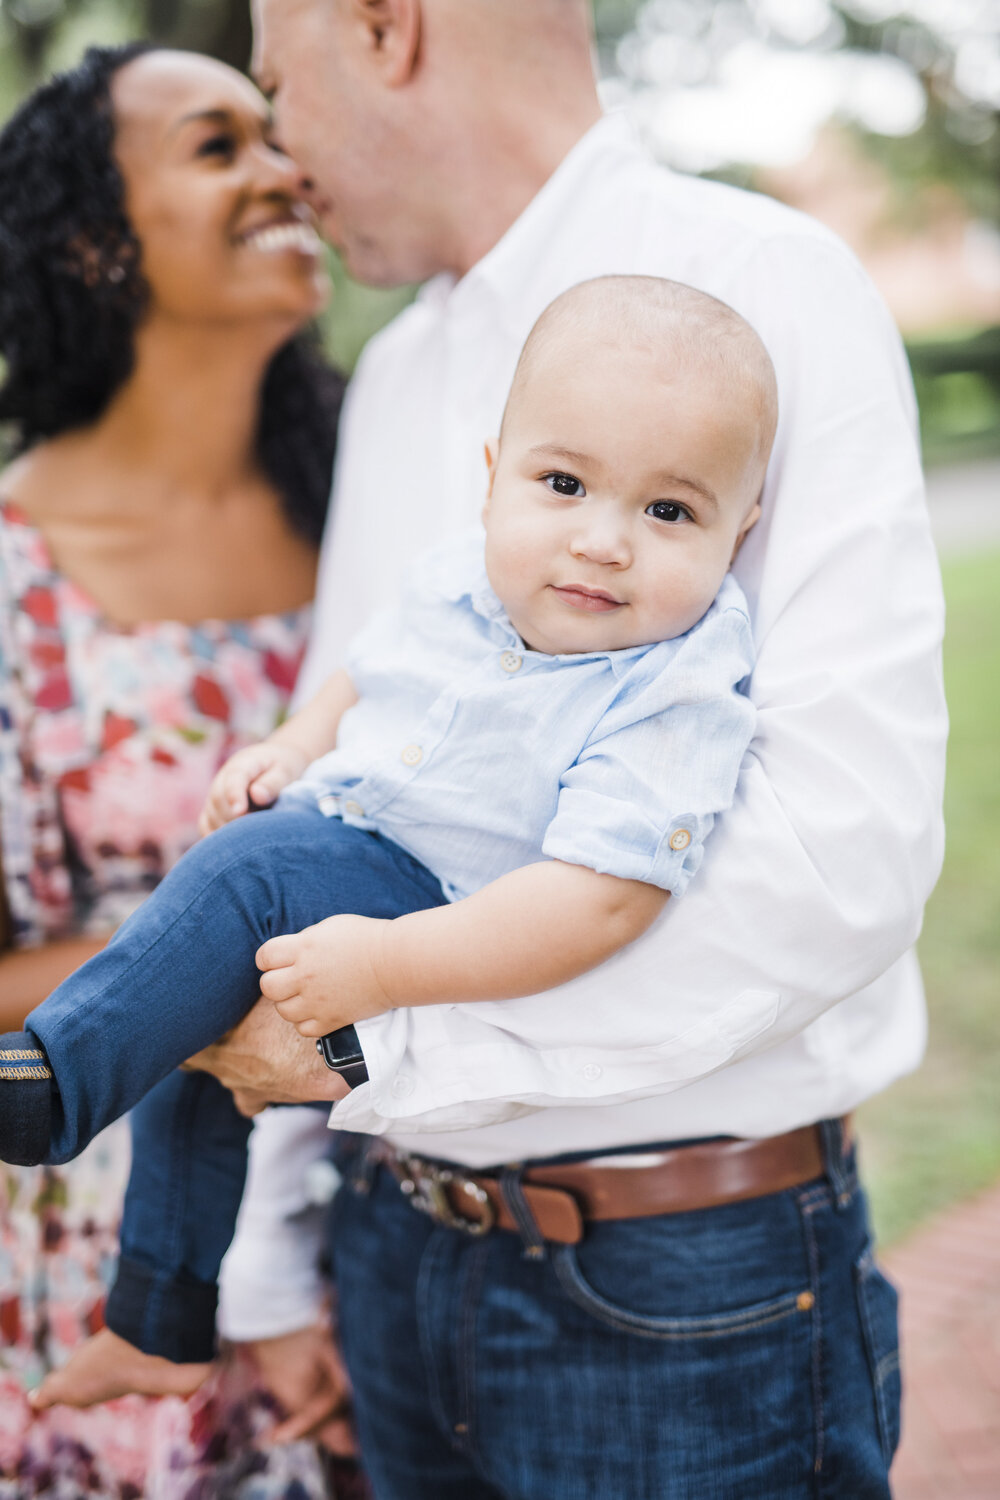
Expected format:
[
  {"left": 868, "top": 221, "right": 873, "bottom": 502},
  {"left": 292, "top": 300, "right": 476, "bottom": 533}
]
[{"left": 542, "top": 599, "right": 755, "bottom": 894}]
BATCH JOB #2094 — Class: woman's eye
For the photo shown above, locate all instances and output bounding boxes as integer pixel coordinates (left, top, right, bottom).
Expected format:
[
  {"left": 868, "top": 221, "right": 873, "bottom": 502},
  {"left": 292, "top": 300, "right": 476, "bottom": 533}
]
[
  {"left": 544, "top": 473, "right": 585, "bottom": 498},
  {"left": 646, "top": 500, "right": 690, "bottom": 524},
  {"left": 197, "top": 134, "right": 236, "bottom": 160}
]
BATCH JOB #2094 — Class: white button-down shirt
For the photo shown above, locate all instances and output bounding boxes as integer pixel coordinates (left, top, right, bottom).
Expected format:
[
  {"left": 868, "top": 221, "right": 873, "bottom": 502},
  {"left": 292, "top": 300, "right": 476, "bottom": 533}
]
[{"left": 218, "top": 113, "right": 945, "bottom": 1341}]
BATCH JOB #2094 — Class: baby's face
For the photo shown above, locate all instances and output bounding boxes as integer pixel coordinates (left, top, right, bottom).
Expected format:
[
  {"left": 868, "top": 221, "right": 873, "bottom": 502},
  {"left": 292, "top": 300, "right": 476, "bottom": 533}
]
[{"left": 483, "top": 340, "right": 765, "bottom": 655}]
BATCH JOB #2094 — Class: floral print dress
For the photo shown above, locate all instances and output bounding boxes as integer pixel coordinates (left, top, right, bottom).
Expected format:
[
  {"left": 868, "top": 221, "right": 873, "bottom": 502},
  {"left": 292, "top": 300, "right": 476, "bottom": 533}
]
[{"left": 0, "top": 499, "right": 344, "bottom": 1500}]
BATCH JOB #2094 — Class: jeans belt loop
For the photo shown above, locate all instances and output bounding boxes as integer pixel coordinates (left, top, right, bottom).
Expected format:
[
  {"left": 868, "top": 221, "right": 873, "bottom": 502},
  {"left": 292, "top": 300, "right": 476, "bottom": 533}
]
[
  {"left": 499, "top": 1164, "right": 548, "bottom": 1262},
  {"left": 818, "top": 1116, "right": 854, "bottom": 1210}
]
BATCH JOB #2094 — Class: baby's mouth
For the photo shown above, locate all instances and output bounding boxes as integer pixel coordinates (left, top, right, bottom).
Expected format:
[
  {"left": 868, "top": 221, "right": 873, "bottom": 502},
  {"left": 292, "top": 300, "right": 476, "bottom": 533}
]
[{"left": 550, "top": 585, "right": 625, "bottom": 613}]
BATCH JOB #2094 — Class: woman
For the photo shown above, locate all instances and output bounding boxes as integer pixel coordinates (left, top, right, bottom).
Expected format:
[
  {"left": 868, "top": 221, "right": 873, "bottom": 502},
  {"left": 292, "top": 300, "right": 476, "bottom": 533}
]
[{"left": 0, "top": 41, "right": 351, "bottom": 1500}]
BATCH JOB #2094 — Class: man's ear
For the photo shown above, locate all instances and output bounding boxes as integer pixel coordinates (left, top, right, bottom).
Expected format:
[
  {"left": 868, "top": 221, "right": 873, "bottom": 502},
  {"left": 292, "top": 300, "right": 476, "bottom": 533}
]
[
  {"left": 349, "top": 0, "right": 421, "bottom": 86},
  {"left": 731, "top": 501, "right": 761, "bottom": 564}
]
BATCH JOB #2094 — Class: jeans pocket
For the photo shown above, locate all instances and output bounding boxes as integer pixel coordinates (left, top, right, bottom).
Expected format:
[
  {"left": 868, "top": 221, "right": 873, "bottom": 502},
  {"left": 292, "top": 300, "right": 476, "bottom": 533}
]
[
  {"left": 854, "top": 1243, "right": 902, "bottom": 1465},
  {"left": 553, "top": 1241, "right": 811, "bottom": 1340}
]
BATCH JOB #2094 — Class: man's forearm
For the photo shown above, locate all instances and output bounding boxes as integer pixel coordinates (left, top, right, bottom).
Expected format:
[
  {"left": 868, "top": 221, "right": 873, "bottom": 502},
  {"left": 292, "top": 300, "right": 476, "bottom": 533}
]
[{"left": 376, "top": 861, "right": 668, "bottom": 1008}]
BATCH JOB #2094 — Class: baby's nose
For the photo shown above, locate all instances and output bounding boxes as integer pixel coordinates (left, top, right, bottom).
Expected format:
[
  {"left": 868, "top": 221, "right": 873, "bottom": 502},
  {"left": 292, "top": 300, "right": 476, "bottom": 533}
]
[{"left": 570, "top": 522, "right": 631, "bottom": 566}]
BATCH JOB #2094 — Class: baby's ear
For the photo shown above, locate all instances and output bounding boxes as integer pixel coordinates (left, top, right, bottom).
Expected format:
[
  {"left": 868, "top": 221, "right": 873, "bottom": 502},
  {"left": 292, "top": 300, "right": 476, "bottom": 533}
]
[
  {"left": 731, "top": 501, "right": 761, "bottom": 563},
  {"left": 482, "top": 439, "right": 499, "bottom": 520}
]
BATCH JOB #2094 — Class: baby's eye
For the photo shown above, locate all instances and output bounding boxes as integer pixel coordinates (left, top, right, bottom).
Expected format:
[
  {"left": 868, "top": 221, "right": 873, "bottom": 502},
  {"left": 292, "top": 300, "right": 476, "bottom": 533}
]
[
  {"left": 544, "top": 473, "right": 586, "bottom": 498},
  {"left": 646, "top": 500, "right": 690, "bottom": 524}
]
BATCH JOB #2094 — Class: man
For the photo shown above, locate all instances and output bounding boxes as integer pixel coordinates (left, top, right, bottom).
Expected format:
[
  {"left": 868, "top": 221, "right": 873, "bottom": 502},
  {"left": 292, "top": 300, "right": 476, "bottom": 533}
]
[{"left": 39, "top": 2, "right": 946, "bottom": 1494}]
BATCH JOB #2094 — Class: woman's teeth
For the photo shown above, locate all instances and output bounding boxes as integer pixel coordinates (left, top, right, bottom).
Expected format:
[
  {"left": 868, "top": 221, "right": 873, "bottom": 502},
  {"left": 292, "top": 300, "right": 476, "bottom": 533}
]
[{"left": 241, "top": 222, "right": 321, "bottom": 254}]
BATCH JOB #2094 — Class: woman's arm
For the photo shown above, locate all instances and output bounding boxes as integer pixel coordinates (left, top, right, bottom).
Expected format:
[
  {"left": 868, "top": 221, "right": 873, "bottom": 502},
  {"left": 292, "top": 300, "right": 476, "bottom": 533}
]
[{"left": 257, "top": 862, "right": 670, "bottom": 1036}]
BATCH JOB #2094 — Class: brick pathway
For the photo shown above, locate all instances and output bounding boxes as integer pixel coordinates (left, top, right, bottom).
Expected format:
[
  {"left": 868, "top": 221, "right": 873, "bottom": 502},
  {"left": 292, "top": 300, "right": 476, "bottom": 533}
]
[{"left": 885, "top": 1182, "right": 1000, "bottom": 1498}]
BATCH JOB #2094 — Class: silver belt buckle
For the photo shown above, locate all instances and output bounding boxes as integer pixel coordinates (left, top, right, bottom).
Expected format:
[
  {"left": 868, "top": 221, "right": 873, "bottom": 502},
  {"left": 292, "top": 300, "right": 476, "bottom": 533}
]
[{"left": 397, "top": 1154, "right": 496, "bottom": 1237}]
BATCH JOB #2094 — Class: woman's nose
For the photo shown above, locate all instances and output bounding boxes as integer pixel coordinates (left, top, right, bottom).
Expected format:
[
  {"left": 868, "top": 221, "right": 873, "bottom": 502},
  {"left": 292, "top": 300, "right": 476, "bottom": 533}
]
[{"left": 250, "top": 142, "right": 310, "bottom": 200}]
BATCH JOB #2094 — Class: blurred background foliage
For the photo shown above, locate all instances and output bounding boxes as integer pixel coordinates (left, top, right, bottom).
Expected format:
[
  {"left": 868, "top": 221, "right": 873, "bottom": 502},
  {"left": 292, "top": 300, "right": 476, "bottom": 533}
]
[{"left": 0, "top": 0, "right": 998, "bottom": 1244}]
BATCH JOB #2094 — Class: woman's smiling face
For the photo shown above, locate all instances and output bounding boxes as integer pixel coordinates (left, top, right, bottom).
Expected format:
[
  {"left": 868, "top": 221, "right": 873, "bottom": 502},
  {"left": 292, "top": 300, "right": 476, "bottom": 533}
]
[{"left": 110, "top": 50, "right": 329, "bottom": 333}]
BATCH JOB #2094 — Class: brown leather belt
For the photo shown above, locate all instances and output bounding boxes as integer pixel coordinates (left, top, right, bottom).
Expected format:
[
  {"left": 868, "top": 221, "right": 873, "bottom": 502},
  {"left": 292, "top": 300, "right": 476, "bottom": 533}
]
[{"left": 373, "top": 1121, "right": 837, "bottom": 1245}]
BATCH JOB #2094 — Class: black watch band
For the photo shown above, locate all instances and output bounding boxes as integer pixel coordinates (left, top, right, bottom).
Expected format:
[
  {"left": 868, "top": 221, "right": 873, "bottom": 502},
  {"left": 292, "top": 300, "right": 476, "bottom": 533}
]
[{"left": 317, "top": 1025, "right": 369, "bottom": 1088}]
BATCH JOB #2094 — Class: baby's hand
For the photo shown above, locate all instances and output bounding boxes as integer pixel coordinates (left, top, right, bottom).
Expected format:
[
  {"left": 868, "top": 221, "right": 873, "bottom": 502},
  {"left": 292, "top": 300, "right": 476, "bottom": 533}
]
[
  {"left": 199, "top": 741, "right": 309, "bottom": 835},
  {"left": 256, "top": 914, "right": 393, "bottom": 1038}
]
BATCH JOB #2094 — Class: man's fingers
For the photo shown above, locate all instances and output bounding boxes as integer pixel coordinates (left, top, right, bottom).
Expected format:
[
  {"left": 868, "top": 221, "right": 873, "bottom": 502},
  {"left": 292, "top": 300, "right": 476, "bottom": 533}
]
[
  {"left": 231, "top": 1088, "right": 269, "bottom": 1117},
  {"left": 257, "top": 935, "right": 299, "bottom": 971}
]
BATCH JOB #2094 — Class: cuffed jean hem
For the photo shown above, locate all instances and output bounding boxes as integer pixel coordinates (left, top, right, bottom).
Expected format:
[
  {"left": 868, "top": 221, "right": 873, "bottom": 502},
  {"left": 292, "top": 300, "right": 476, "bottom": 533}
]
[
  {"left": 105, "top": 1254, "right": 218, "bottom": 1363},
  {"left": 0, "top": 1030, "right": 52, "bottom": 1165}
]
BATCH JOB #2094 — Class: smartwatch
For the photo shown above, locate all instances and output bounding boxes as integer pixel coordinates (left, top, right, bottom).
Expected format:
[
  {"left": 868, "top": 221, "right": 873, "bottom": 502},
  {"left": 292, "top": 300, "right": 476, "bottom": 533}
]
[{"left": 317, "top": 1024, "right": 369, "bottom": 1088}]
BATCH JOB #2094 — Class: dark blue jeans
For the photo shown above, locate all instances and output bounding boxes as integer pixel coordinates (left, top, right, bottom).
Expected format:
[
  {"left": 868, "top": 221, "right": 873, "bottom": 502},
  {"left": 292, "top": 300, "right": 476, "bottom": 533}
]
[
  {"left": 24, "top": 806, "right": 447, "bottom": 1360},
  {"left": 327, "top": 1124, "right": 900, "bottom": 1500}
]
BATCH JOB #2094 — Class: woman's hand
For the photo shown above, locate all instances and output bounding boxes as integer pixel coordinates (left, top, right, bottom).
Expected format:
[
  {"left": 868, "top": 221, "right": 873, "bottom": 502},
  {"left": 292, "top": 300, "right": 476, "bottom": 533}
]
[
  {"left": 246, "top": 1325, "right": 357, "bottom": 1454},
  {"left": 29, "top": 1328, "right": 211, "bottom": 1410},
  {"left": 257, "top": 914, "right": 393, "bottom": 1039},
  {"left": 199, "top": 741, "right": 310, "bottom": 835}
]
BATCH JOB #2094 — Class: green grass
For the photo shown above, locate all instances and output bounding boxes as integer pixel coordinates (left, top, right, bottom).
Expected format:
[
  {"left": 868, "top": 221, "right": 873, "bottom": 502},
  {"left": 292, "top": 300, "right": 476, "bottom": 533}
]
[{"left": 858, "top": 549, "right": 1000, "bottom": 1245}]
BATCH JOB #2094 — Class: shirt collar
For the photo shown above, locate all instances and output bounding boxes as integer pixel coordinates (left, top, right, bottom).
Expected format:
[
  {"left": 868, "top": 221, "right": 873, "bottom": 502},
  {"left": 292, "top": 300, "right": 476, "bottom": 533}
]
[{"left": 452, "top": 558, "right": 655, "bottom": 678}]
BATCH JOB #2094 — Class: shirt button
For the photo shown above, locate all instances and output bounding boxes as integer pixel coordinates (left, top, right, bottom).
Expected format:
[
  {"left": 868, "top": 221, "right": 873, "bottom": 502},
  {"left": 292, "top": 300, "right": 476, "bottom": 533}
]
[
  {"left": 317, "top": 794, "right": 339, "bottom": 818},
  {"left": 344, "top": 800, "right": 365, "bottom": 818},
  {"left": 390, "top": 1075, "right": 415, "bottom": 1100},
  {"left": 582, "top": 1063, "right": 603, "bottom": 1081},
  {"left": 500, "top": 651, "right": 522, "bottom": 673},
  {"left": 401, "top": 744, "right": 423, "bottom": 766},
  {"left": 669, "top": 829, "right": 692, "bottom": 852}
]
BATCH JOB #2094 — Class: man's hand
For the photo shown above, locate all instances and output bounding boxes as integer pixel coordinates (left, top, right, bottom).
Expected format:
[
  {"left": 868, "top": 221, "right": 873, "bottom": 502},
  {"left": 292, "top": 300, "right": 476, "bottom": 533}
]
[
  {"left": 245, "top": 1325, "right": 357, "bottom": 1454},
  {"left": 257, "top": 914, "right": 392, "bottom": 1039},
  {"left": 185, "top": 997, "right": 351, "bottom": 1116},
  {"left": 30, "top": 1329, "right": 211, "bottom": 1410}
]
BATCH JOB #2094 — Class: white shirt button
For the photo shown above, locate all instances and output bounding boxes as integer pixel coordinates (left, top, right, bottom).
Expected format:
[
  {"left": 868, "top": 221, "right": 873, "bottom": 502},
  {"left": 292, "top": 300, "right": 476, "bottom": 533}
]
[
  {"left": 582, "top": 1063, "right": 603, "bottom": 1081},
  {"left": 669, "top": 828, "right": 692, "bottom": 852},
  {"left": 401, "top": 744, "right": 423, "bottom": 766},
  {"left": 317, "top": 794, "right": 339, "bottom": 818},
  {"left": 500, "top": 651, "right": 522, "bottom": 673},
  {"left": 390, "top": 1074, "right": 415, "bottom": 1100},
  {"left": 343, "top": 800, "right": 365, "bottom": 818}
]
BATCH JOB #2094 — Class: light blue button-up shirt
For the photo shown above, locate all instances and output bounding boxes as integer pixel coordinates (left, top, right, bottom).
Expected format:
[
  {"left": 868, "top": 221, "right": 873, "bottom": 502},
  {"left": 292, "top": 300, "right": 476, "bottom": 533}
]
[{"left": 283, "top": 531, "right": 756, "bottom": 902}]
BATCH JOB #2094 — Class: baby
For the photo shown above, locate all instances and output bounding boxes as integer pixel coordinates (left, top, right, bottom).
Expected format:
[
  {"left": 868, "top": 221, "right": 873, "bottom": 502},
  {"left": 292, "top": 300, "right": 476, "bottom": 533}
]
[{"left": 0, "top": 276, "right": 777, "bottom": 1361}]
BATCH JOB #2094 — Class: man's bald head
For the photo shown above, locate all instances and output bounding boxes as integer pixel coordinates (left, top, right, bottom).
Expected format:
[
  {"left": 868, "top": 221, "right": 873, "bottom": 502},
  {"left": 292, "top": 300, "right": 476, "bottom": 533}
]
[{"left": 502, "top": 277, "right": 779, "bottom": 502}]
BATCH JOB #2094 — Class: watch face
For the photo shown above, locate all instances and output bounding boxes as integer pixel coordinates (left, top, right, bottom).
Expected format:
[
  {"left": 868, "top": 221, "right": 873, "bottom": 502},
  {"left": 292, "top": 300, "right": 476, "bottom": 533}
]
[{"left": 318, "top": 1027, "right": 364, "bottom": 1070}]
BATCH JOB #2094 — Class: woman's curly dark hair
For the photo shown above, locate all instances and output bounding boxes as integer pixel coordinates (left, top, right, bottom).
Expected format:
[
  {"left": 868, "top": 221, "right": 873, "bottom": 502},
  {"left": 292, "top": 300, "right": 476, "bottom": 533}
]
[{"left": 0, "top": 43, "right": 344, "bottom": 545}]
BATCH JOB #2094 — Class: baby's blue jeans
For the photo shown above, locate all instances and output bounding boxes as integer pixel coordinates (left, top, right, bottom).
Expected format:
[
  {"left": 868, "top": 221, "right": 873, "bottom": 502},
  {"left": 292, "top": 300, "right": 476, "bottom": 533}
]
[{"left": 25, "top": 803, "right": 447, "bottom": 1360}]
